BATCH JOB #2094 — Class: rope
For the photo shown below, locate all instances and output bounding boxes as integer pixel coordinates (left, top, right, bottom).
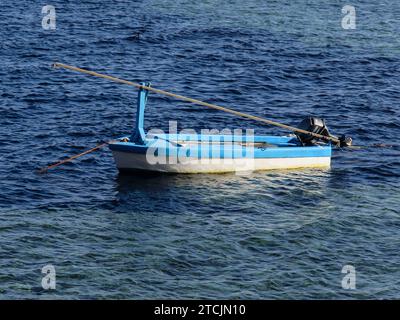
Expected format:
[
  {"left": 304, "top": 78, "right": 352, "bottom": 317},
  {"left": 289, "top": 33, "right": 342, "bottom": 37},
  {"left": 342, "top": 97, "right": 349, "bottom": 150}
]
[
  {"left": 52, "top": 63, "right": 341, "bottom": 144},
  {"left": 38, "top": 141, "right": 110, "bottom": 173}
]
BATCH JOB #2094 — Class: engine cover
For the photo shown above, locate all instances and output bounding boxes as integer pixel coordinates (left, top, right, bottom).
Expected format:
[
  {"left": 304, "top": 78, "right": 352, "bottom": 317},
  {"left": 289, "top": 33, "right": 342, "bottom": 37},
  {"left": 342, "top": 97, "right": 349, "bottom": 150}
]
[{"left": 295, "top": 117, "right": 331, "bottom": 146}]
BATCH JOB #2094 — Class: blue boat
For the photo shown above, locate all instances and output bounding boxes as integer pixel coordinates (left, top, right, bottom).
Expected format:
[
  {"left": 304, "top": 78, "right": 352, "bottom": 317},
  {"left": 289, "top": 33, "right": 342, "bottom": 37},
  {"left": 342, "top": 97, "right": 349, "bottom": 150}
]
[{"left": 108, "top": 83, "right": 332, "bottom": 173}]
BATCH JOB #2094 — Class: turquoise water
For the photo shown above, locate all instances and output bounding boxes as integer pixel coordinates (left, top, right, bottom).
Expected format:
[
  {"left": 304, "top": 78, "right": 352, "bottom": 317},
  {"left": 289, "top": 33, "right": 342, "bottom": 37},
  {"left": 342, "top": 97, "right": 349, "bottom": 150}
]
[{"left": 0, "top": 0, "right": 399, "bottom": 299}]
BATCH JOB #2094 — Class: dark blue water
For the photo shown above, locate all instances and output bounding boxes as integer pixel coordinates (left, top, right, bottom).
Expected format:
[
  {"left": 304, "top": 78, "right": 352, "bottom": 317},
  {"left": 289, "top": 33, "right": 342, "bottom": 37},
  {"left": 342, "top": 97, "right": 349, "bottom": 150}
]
[{"left": 0, "top": 0, "right": 399, "bottom": 299}]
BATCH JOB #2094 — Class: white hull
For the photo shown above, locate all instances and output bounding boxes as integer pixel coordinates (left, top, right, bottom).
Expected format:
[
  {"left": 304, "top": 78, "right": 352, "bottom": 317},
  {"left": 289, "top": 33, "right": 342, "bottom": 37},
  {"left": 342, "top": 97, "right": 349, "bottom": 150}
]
[{"left": 111, "top": 151, "right": 331, "bottom": 173}]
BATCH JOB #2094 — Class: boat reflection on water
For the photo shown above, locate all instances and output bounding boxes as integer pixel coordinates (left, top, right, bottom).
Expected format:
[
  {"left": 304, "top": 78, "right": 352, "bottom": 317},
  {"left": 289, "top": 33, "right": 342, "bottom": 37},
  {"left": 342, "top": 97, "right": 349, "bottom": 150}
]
[{"left": 114, "top": 167, "right": 334, "bottom": 232}]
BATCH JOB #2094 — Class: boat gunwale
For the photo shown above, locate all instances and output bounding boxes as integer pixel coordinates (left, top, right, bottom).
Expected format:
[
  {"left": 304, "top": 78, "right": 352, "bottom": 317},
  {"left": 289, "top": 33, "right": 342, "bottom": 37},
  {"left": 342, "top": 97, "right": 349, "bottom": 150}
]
[{"left": 109, "top": 134, "right": 332, "bottom": 159}]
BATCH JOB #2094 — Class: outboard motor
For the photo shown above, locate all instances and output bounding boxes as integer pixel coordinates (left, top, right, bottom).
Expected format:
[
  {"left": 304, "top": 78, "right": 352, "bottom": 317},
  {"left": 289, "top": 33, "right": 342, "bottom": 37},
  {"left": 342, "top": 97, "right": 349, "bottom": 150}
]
[
  {"left": 295, "top": 117, "right": 352, "bottom": 147},
  {"left": 296, "top": 117, "right": 331, "bottom": 146}
]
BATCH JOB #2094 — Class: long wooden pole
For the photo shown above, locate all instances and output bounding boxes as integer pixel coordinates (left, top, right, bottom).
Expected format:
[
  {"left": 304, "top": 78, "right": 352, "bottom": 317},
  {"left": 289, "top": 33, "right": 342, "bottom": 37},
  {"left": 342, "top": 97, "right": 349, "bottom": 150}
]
[
  {"left": 38, "top": 142, "right": 109, "bottom": 173},
  {"left": 52, "top": 63, "right": 341, "bottom": 145}
]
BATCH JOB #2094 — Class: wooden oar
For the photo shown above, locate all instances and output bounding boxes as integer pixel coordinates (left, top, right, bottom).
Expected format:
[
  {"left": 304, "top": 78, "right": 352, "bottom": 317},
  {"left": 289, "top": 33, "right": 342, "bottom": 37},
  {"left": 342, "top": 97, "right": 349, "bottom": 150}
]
[
  {"left": 38, "top": 141, "right": 110, "bottom": 174},
  {"left": 52, "top": 62, "right": 342, "bottom": 145}
]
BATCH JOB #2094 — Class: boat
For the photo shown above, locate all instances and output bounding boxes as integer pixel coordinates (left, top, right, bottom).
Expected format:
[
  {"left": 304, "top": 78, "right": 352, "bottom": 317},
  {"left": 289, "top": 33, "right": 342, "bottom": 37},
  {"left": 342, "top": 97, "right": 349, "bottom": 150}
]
[
  {"left": 108, "top": 83, "right": 332, "bottom": 174},
  {"left": 40, "top": 63, "right": 351, "bottom": 175}
]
